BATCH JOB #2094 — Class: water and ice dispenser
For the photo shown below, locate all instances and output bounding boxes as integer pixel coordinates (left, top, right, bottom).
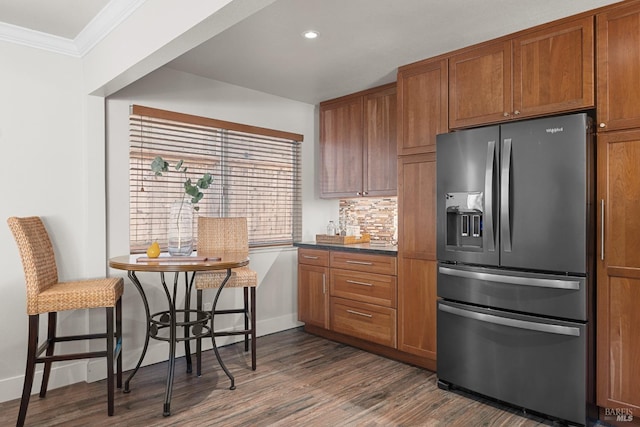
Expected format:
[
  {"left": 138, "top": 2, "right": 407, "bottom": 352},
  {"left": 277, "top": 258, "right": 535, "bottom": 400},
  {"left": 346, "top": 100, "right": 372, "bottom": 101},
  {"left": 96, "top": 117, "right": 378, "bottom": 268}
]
[{"left": 445, "top": 192, "right": 484, "bottom": 250}]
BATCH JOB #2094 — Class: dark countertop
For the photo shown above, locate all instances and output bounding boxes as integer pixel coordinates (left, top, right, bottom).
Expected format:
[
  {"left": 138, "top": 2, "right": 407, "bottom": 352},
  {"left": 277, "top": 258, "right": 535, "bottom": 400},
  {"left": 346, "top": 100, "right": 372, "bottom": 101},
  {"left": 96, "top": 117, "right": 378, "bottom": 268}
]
[{"left": 294, "top": 241, "right": 398, "bottom": 256}]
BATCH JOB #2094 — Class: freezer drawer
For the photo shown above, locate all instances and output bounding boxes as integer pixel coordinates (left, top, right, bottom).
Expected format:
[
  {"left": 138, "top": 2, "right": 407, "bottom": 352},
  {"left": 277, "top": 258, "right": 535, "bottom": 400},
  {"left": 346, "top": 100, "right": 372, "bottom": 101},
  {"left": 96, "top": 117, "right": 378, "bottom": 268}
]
[
  {"left": 438, "top": 263, "right": 587, "bottom": 321},
  {"left": 437, "top": 300, "right": 587, "bottom": 425}
]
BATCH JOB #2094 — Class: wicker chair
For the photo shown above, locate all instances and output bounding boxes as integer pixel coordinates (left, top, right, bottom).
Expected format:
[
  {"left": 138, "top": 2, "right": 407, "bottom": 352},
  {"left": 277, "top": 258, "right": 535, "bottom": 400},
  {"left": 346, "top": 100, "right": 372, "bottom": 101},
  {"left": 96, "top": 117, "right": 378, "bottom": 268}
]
[
  {"left": 7, "top": 216, "right": 123, "bottom": 427},
  {"left": 195, "top": 217, "right": 257, "bottom": 389}
]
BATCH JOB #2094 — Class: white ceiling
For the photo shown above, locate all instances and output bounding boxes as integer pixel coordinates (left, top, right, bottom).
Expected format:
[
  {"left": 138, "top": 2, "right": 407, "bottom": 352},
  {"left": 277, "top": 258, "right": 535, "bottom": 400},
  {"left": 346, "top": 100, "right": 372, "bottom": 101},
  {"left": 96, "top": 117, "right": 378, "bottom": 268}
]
[
  {"left": 0, "top": 0, "right": 110, "bottom": 39},
  {"left": 0, "top": 0, "right": 624, "bottom": 104}
]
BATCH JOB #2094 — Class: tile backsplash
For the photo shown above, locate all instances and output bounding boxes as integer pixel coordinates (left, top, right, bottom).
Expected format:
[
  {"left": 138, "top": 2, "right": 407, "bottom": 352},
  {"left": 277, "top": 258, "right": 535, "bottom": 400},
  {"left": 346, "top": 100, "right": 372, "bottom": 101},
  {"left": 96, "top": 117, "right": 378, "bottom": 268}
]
[{"left": 339, "top": 197, "right": 398, "bottom": 242}]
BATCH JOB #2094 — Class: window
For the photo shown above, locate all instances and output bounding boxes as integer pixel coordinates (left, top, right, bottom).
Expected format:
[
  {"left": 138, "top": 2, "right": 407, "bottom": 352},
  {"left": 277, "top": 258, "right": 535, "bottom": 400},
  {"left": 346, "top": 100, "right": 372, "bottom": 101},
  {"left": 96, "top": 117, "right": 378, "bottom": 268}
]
[{"left": 129, "top": 105, "right": 303, "bottom": 253}]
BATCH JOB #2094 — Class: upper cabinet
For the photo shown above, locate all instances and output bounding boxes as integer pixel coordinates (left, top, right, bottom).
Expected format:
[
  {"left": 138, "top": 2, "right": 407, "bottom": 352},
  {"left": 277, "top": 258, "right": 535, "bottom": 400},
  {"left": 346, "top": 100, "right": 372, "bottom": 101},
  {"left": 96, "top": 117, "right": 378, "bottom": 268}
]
[
  {"left": 597, "top": 2, "right": 640, "bottom": 132},
  {"left": 364, "top": 86, "right": 398, "bottom": 196},
  {"left": 397, "top": 58, "right": 448, "bottom": 155},
  {"left": 514, "top": 16, "right": 594, "bottom": 118},
  {"left": 320, "top": 83, "right": 397, "bottom": 198},
  {"left": 449, "top": 41, "right": 512, "bottom": 129},
  {"left": 449, "top": 16, "right": 595, "bottom": 129}
]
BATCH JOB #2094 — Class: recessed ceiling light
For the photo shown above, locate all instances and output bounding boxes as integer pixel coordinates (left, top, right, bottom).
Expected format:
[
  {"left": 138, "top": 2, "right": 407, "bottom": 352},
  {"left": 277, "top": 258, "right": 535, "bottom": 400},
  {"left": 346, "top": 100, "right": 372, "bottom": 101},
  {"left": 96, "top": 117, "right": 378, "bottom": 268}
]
[{"left": 302, "top": 30, "right": 319, "bottom": 39}]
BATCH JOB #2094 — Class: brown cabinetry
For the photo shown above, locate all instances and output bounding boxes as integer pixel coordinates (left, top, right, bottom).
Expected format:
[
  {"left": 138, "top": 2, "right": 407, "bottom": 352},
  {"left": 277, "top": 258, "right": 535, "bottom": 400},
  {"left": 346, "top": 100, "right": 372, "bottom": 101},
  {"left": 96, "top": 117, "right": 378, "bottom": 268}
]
[
  {"left": 397, "top": 58, "right": 448, "bottom": 155},
  {"left": 331, "top": 298, "right": 397, "bottom": 347},
  {"left": 595, "top": 2, "right": 640, "bottom": 418},
  {"left": 397, "top": 258, "right": 437, "bottom": 361},
  {"left": 395, "top": 54, "right": 444, "bottom": 369},
  {"left": 328, "top": 251, "right": 397, "bottom": 348},
  {"left": 513, "top": 16, "right": 594, "bottom": 119},
  {"left": 396, "top": 153, "right": 437, "bottom": 365},
  {"left": 297, "top": 247, "right": 398, "bottom": 349},
  {"left": 297, "top": 248, "right": 330, "bottom": 329},
  {"left": 449, "top": 40, "right": 512, "bottom": 129},
  {"left": 449, "top": 16, "right": 594, "bottom": 129},
  {"left": 596, "top": 129, "right": 640, "bottom": 413},
  {"left": 597, "top": 2, "right": 640, "bottom": 132},
  {"left": 397, "top": 154, "right": 437, "bottom": 261},
  {"left": 364, "top": 86, "right": 398, "bottom": 196},
  {"left": 320, "top": 83, "right": 397, "bottom": 198}
]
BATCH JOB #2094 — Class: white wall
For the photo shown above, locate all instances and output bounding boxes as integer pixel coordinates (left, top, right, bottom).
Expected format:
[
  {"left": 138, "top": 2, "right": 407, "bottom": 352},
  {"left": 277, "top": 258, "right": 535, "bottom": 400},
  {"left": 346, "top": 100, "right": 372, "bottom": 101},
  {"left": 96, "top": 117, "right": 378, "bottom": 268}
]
[
  {"left": 0, "top": 40, "right": 103, "bottom": 402},
  {"left": 104, "top": 67, "right": 337, "bottom": 377},
  {"left": 0, "top": 52, "right": 337, "bottom": 402},
  {"left": 0, "top": 0, "right": 338, "bottom": 405}
]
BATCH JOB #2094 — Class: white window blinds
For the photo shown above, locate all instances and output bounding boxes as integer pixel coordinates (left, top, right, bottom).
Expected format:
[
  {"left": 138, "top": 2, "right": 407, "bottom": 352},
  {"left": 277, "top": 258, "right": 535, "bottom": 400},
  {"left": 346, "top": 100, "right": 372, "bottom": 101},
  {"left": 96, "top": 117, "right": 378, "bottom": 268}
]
[{"left": 129, "top": 105, "right": 303, "bottom": 253}]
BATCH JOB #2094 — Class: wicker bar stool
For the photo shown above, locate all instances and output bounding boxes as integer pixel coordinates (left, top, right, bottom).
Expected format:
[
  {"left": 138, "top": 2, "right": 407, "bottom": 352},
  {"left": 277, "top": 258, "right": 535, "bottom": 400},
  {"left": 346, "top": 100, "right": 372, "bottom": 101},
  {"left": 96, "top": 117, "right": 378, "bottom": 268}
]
[
  {"left": 7, "top": 216, "right": 123, "bottom": 427},
  {"left": 195, "top": 217, "right": 257, "bottom": 389}
]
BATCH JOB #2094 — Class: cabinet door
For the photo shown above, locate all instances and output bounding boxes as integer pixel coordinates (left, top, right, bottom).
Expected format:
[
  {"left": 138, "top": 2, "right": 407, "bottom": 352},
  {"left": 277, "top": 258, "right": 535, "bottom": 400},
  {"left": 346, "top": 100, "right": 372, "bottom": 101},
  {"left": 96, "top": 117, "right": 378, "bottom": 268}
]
[
  {"left": 449, "top": 41, "right": 512, "bottom": 129},
  {"left": 513, "top": 16, "right": 594, "bottom": 118},
  {"left": 397, "top": 154, "right": 437, "bottom": 360},
  {"left": 398, "top": 258, "right": 437, "bottom": 360},
  {"left": 597, "top": 130, "right": 640, "bottom": 412},
  {"left": 298, "top": 263, "right": 330, "bottom": 329},
  {"left": 397, "top": 58, "right": 448, "bottom": 155},
  {"left": 398, "top": 153, "right": 436, "bottom": 260},
  {"left": 364, "top": 85, "right": 397, "bottom": 196},
  {"left": 320, "top": 96, "right": 363, "bottom": 198},
  {"left": 597, "top": 2, "right": 640, "bottom": 132}
]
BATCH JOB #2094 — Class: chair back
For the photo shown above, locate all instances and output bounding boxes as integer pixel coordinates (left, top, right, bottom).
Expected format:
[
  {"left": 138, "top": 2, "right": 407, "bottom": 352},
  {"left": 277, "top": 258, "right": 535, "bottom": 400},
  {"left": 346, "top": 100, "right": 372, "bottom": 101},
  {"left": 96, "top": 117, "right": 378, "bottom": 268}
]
[
  {"left": 7, "top": 216, "right": 59, "bottom": 314},
  {"left": 198, "top": 217, "right": 248, "bottom": 257}
]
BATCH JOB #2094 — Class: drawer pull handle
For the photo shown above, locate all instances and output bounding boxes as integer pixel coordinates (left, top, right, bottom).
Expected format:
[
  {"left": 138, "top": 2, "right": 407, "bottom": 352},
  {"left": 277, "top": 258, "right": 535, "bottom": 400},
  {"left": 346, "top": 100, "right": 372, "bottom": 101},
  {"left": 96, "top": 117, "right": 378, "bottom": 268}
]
[
  {"left": 346, "top": 309, "right": 373, "bottom": 318},
  {"left": 303, "top": 255, "right": 319, "bottom": 259},
  {"left": 346, "top": 260, "right": 373, "bottom": 266},
  {"left": 346, "top": 280, "right": 373, "bottom": 287}
]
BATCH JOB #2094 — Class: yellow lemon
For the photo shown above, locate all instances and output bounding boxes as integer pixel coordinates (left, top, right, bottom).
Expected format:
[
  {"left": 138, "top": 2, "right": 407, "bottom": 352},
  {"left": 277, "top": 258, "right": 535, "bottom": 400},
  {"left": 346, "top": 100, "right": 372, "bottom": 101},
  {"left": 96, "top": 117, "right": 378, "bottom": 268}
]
[{"left": 146, "top": 241, "right": 161, "bottom": 258}]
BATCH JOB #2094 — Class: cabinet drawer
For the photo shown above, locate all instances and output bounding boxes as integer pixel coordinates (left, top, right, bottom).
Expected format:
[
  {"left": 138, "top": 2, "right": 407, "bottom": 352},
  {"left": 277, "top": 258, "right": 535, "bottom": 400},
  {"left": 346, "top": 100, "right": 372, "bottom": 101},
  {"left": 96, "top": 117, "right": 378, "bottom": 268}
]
[
  {"left": 331, "top": 298, "right": 397, "bottom": 348},
  {"left": 330, "top": 251, "right": 397, "bottom": 275},
  {"left": 330, "top": 269, "right": 397, "bottom": 308},
  {"left": 298, "top": 248, "right": 329, "bottom": 267}
]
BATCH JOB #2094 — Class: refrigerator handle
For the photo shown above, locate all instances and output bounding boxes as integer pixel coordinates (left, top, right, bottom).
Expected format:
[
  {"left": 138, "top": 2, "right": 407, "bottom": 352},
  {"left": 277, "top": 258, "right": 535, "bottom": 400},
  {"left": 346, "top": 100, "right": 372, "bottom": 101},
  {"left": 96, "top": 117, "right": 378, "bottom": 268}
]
[
  {"left": 439, "top": 266, "right": 581, "bottom": 290},
  {"left": 484, "top": 140, "right": 496, "bottom": 252},
  {"left": 501, "top": 138, "right": 512, "bottom": 252},
  {"left": 438, "top": 303, "right": 581, "bottom": 337}
]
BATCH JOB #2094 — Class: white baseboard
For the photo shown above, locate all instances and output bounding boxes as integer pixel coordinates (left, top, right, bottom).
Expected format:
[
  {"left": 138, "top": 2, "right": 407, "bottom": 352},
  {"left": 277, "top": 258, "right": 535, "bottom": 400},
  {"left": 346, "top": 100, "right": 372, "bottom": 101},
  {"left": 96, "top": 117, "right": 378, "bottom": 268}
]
[
  {"left": 0, "top": 314, "right": 302, "bottom": 403},
  {"left": 0, "top": 360, "right": 89, "bottom": 404}
]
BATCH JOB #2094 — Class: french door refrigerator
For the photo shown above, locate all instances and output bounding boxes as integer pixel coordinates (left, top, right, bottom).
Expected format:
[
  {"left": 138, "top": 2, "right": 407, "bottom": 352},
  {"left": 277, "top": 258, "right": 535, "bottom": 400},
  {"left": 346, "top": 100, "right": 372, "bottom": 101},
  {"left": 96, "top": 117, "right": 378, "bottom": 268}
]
[{"left": 435, "top": 113, "right": 595, "bottom": 426}]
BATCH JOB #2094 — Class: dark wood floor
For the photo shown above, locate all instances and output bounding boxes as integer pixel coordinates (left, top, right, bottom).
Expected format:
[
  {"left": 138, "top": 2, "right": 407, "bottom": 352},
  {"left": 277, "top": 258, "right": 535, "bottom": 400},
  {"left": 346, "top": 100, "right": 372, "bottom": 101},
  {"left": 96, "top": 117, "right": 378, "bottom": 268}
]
[{"left": 0, "top": 327, "right": 553, "bottom": 426}]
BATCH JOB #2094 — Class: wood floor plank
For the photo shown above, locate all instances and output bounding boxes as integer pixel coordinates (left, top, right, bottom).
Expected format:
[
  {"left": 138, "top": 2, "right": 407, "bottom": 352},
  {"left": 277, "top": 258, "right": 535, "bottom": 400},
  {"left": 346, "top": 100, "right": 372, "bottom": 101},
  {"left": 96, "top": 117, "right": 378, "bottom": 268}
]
[{"left": 0, "top": 328, "right": 552, "bottom": 426}]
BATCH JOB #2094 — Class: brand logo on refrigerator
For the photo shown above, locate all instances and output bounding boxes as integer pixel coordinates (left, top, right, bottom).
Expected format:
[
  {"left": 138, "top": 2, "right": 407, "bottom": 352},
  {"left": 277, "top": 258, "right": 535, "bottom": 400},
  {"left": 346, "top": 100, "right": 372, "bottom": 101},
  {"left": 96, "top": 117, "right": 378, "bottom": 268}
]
[{"left": 546, "top": 127, "right": 564, "bottom": 134}]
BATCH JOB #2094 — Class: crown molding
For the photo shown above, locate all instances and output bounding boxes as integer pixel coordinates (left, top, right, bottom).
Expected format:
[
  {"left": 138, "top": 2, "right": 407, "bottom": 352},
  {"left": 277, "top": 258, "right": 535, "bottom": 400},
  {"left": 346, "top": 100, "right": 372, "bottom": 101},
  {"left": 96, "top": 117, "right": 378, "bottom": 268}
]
[
  {"left": 0, "top": 22, "right": 79, "bottom": 56},
  {"left": 0, "top": 0, "right": 146, "bottom": 58},
  {"left": 75, "top": 0, "right": 147, "bottom": 56}
]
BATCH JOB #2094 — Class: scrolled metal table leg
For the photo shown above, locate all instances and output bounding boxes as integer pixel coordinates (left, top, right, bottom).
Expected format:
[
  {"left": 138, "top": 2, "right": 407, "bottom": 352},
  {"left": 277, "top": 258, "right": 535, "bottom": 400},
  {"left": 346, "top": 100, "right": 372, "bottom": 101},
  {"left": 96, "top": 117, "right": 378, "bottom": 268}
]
[
  {"left": 196, "top": 289, "right": 203, "bottom": 377},
  {"left": 161, "top": 272, "right": 177, "bottom": 416},
  {"left": 124, "top": 271, "right": 151, "bottom": 393},
  {"left": 184, "top": 271, "right": 194, "bottom": 374},
  {"left": 210, "top": 268, "right": 235, "bottom": 390}
]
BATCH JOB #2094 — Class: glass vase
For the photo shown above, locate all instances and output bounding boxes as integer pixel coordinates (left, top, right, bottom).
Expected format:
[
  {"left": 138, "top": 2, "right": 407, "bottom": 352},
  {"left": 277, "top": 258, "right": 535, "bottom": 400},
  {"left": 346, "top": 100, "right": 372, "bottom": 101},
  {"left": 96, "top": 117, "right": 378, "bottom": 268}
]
[{"left": 168, "top": 198, "right": 194, "bottom": 256}]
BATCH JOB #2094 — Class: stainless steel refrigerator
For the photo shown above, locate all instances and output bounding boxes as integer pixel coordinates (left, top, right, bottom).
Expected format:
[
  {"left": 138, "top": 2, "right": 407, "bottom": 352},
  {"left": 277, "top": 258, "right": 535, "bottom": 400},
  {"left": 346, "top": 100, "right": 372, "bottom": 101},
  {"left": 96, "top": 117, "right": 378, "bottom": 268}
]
[{"left": 435, "top": 113, "right": 595, "bottom": 425}]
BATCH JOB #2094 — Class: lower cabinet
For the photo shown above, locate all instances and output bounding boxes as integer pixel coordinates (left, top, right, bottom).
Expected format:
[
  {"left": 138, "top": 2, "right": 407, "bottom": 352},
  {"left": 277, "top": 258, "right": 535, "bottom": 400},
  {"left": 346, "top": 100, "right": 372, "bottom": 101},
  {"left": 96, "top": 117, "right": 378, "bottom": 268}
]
[
  {"left": 298, "top": 248, "right": 397, "bottom": 346},
  {"left": 331, "top": 298, "right": 396, "bottom": 347},
  {"left": 297, "top": 246, "right": 434, "bottom": 370},
  {"left": 297, "top": 248, "right": 330, "bottom": 329},
  {"left": 397, "top": 258, "right": 437, "bottom": 361}
]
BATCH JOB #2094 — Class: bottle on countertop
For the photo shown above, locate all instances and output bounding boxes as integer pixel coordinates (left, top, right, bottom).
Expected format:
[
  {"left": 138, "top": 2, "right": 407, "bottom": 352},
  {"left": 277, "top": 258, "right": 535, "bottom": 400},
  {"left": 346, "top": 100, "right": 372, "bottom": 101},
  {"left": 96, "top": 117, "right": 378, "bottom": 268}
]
[{"left": 327, "top": 220, "right": 336, "bottom": 236}]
